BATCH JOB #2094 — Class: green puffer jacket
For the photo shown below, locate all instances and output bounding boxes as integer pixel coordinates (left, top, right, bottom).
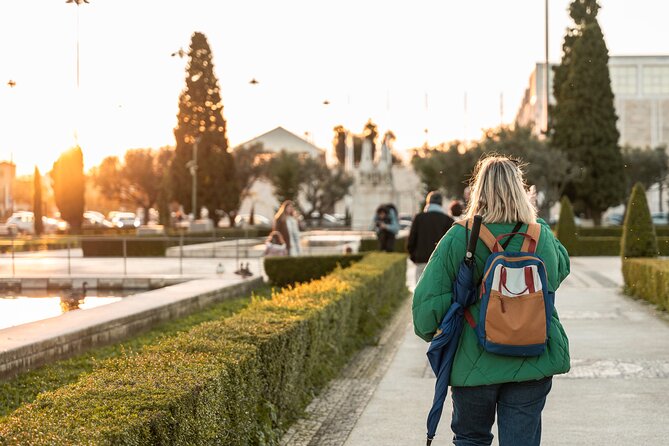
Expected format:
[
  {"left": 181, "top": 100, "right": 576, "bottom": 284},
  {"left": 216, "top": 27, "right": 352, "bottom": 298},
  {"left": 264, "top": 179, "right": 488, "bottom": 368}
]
[{"left": 412, "top": 219, "right": 571, "bottom": 386}]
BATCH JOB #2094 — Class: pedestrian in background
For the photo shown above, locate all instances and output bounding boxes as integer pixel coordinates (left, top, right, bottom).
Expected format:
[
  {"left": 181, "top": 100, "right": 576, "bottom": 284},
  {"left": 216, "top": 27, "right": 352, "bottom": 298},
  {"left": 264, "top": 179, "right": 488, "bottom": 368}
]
[
  {"left": 372, "top": 204, "right": 400, "bottom": 252},
  {"left": 273, "top": 200, "right": 302, "bottom": 256},
  {"left": 449, "top": 200, "right": 464, "bottom": 221},
  {"left": 407, "top": 191, "right": 454, "bottom": 284}
]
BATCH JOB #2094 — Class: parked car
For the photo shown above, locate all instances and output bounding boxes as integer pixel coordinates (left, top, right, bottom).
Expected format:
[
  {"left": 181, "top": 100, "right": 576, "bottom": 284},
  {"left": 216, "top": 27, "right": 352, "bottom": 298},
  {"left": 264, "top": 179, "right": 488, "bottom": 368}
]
[
  {"left": 398, "top": 213, "right": 413, "bottom": 230},
  {"left": 305, "top": 212, "right": 345, "bottom": 228},
  {"left": 652, "top": 212, "right": 669, "bottom": 226},
  {"left": 5, "top": 211, "right": 68, "bottom": 234},
  {"left": 234, "top": 214, "right": 271, "bottom": 228},
  {"left": 108, "top": 212, "right": 140, "bottom": 229},
  {"left": 83, "top": 211, "right": 114, "bottom": 229},
  {"left": 604, "top": 212, "right": 624, "bottom": 226}
]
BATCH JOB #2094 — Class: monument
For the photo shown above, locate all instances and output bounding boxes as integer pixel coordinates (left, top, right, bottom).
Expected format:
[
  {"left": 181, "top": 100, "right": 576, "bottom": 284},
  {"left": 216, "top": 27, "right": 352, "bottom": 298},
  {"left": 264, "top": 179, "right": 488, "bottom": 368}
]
[{"left": 347, "top": 132, "right": 395, "bottom": 230}]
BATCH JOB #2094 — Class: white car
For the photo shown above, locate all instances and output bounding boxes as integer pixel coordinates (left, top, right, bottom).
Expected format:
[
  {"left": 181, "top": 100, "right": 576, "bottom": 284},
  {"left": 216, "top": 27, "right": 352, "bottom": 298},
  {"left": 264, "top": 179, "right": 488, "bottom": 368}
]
[
  {"left": 234, "top": 214, "right": 271, "bottom": 228},
  {"left": 83, "top": 211, "right": 114, "bottom": 229},
  {"left": 5, "top": 211, "right": 69, "bottom": 234},
  {"left": 108, "top": 212, "right": 140, "bottom": 229}
]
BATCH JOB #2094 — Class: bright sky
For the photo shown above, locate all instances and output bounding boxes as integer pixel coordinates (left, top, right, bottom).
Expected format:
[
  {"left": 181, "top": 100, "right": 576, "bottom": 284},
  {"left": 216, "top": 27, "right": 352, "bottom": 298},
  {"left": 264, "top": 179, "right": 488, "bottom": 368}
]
[{"left": 1, "top": 0, "right": 668, "bottom": 175}]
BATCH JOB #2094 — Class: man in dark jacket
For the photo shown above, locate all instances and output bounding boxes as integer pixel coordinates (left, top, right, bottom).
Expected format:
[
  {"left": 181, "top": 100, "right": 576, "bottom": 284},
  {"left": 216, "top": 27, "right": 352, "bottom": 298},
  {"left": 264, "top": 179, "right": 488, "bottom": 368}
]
[{"left": 407, "top": 191, "right": 454, "bottom": 283}]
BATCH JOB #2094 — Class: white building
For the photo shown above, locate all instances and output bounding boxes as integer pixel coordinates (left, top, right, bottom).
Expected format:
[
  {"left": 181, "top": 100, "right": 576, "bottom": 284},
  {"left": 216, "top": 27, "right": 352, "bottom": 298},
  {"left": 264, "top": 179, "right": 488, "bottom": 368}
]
[
  {"left": 516, "top": 56, "right": 669, "bottom": 148},
  {"left": 233, "top": 126, "right": 325, "bottom": 222}
]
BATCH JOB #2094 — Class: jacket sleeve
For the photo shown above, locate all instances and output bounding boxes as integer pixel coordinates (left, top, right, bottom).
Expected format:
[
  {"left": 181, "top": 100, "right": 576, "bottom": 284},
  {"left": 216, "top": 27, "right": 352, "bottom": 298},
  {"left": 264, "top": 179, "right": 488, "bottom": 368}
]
[
  {"left": 412, "top": 229, "right": 465, "bottom": 342},
  {"left": 407, "top": 215, "right": 419, "bottom": 259},
  {"left": 537, "top": 218, "right": 570, "bottom": 290},
  {"left": 387, "top": 209, "right": 400, "bottom": 235}
]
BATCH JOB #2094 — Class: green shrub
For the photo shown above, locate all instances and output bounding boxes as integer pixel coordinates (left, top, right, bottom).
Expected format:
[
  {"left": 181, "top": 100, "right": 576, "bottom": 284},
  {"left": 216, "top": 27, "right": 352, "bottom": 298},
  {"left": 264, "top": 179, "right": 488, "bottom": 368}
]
[
  {"left": 557, "top": 236, "right": 669, "bottom": 256},
  {"left": 359, "top": 236, "right": 407, "bottom": 253},
  {"left": 264, "top": 254, "right": 364, "bottom": 287},
  {"left": 621, "top": 183, "right": 658, "bottom": 258},
  {"left": 556, "top": 196, "right": 578, "bottom": 253},
  {"left": 0, "top": 253, "right": 407, "bottom": 445},
  {"left": 623, "top": 258, "right": 669, "bottom": 311},
  {"left": 80, "top": 238, "right": 180, "bottom": 257}
]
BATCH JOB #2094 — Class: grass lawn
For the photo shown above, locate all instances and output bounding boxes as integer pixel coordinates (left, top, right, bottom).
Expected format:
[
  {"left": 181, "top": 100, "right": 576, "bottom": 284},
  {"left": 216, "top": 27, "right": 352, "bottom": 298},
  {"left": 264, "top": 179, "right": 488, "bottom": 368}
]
[{"left": 0, "top": 286, "right": 270, "bottom": 420}]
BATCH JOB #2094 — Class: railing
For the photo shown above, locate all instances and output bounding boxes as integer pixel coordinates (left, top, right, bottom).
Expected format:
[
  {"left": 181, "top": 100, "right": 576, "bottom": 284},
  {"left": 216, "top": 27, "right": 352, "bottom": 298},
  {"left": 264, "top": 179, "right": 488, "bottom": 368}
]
[{"left": 0, "top": 234, "right": 266, "bottom": 277}]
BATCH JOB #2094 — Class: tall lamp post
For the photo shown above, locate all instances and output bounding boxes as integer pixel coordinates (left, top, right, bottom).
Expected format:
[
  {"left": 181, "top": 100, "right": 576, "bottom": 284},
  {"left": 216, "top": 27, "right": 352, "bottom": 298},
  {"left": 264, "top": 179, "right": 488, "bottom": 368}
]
[
  {"left": 185, "top": 136, "right": 201, "bottom": 220},
  {"left": 66, "top": 0, "right": 89, "bottom": 143},
  {"left": 544, "top": 0, "right": 550, "bottom": 134}
]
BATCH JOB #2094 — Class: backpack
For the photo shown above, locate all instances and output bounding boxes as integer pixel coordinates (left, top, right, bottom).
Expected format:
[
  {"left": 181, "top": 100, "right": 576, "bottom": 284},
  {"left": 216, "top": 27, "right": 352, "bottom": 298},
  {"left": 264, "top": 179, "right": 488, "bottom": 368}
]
[{"left": 455, "top": 219, "right": 554, "bottom": 357}]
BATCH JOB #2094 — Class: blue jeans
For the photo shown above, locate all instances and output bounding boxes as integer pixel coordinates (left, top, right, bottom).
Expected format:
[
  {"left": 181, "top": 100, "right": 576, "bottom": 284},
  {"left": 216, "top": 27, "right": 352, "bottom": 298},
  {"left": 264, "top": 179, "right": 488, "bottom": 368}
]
[{"left": 450, "top": 377, "right": 552, "bottom": 446}]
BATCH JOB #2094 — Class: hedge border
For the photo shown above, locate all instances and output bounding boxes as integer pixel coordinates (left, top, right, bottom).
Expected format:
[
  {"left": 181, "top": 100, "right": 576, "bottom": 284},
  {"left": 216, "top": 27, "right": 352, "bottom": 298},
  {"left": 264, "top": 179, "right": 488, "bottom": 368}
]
[
  {"left": 0, "top": 253, "right": 408, "bottom": 445},
  {"left": 622, "top": 258, "right": 669, "bottom": 311},
  {"left": 264, "top": 254, "right": 364, "bottom": 287}
]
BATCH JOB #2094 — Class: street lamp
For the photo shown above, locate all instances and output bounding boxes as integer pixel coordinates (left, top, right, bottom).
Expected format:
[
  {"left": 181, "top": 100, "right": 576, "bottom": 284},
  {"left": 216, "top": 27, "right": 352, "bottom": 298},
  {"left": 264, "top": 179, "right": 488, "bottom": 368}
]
[
  {"left": 185, "top": 136, "right": 201, "bottom": 220},
  {"left": 544, "top": 0, "right": 550, "bottom": 134}
]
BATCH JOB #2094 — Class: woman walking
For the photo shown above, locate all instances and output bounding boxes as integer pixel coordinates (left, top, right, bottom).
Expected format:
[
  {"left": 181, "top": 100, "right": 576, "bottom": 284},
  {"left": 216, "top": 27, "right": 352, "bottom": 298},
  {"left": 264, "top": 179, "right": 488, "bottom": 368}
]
[
  {"left": 412, "top": 156, "right": 570, "bottom": 446},
  {"left": 273, "top": 200, "right": 302, "bottom": 256}
]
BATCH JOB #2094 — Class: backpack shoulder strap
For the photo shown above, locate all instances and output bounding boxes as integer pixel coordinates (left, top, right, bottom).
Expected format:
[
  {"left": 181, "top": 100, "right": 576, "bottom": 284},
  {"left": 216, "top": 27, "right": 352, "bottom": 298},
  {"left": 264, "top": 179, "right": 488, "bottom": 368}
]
[
  {"left": 520, "top": 222, "right": 542, "bottom": 253},
  {"left": 455, "top": 218, "right": 500, "bottom": 252}
]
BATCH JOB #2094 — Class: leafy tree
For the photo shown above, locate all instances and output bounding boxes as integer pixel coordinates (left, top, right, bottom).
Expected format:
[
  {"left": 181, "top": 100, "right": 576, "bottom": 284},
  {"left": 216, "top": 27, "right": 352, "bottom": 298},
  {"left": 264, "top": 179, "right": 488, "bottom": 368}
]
[
  {"left": 475, "top": 125, "right": 575, "bottom": 219},
  {"left": 33, "top": 166, "right": 43, "bottom": 236},
  {"left": 551, "top": 0, "right": 625, "bottom": 225},
  {"left": 555, "top": 196, "right": 578, "bottom": 254},
  {"left": 411, "top": 142, "right": 480, "bottom": 199},
  {"left": 51, "top": 147, "right": 85, "bottom": 232},
  {"left": 622, "top": 146, "right": 668, "bottom": 197},
  {"left": 94, "top": 148, "right": 173, "bottom": 223},
  {"left": 267, "top": 150, "right": 302, "bottom": 204},
  {"left": 621, "top": 182, "right": 657, "bottom": 258},
  {"left": 301, "top": 157, "right": 352, "bottom": 218},
  {"left": 333, "top": 125, "right": 347, "bottom": 165},
  {"left": 171, "top": 32, "right": 238, "bottom": 222},
  {"left": 231, "top": 142, "right": 268, "bottom": 220}
]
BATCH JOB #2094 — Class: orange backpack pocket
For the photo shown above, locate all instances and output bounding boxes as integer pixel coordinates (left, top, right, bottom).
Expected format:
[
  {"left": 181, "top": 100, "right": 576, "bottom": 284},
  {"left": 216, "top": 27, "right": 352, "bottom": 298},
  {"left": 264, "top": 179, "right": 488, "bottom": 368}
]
[{"left": 484, "top": 290, "right": 547, "bottom": 346}]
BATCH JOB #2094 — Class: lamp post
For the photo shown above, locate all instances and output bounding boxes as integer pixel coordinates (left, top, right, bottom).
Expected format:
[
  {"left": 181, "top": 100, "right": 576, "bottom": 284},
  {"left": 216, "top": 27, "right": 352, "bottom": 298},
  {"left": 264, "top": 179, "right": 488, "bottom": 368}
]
[
  {"left": 186, "top": 136, "right": 201, "bottom": 220},
  {"left": 66, "top": 0, "right": 89, "bottom": 143},
  {"left": 544, "top": 0, "right": 550, "bottom": 134}
]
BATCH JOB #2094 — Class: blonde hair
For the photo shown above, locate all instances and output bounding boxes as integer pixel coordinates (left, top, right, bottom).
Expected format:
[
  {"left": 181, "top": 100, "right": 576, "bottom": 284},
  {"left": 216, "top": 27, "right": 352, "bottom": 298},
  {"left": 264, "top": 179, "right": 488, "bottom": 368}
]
[
  {"left": 274, "top": 200, "right": 294, "bottom": 223},
  {"left": 464, "top": 155, "right": 537, "bottom": 224}
]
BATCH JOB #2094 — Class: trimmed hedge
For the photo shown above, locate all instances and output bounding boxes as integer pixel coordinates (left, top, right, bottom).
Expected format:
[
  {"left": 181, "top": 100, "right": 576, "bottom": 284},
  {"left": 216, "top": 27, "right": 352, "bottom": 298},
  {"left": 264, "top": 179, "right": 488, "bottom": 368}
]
[
  {"left": 0, "top": 253, "right": 407, "bottom": 445},
  {"left": 577, "top": 226, "right": 669, "bottom": 237},
  {"left": 621, "top": 183, "right": 658, "bottom": 258},
  {"left": 623, "top": 259, "right": 669, "bottom": 311},
  {"left": 359, "top": 236, "right": 408, "bottom": 253},
  {"left": 555, "top": 196, "right": 578, "bottom": 254},
  {"left": 80, "top": 238, "right": 175, "bottom": 257},
  {"left": 563, "top": 236, "right": 669, "bottom": 256},
  {"left": 264, "top": 254, "right": 365, "bottom": 287}
]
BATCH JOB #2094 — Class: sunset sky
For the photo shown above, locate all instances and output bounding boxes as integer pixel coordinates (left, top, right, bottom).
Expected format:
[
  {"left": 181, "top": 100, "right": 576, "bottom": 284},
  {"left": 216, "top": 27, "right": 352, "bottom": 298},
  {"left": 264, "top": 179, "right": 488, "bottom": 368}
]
[{"left": 1, "top": 0, "right": 669, "bottom": 175}]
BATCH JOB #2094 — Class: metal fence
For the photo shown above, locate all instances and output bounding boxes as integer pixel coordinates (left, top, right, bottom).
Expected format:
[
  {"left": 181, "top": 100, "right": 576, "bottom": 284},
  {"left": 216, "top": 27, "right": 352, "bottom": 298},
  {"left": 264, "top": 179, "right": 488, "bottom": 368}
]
[{"left": 0, "top": 234, "right": 267, "bottom": 277}]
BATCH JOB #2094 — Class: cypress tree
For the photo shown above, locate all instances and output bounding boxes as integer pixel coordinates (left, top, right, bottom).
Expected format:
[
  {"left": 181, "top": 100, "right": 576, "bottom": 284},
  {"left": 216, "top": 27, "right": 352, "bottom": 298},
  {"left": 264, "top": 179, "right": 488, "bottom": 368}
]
[
  {"left": 171, "top": 32, "right": 238, "bottom": 223},
  {"left": 551, "top": 0, "right": 625, "bottom": 225},
  {"left": 621, "top": 183, "right": 657, "bottom": 258},
  {"left": 33, "top": 166, "right": 44, "bottom": 236},
  {"left": 51, "top": 147, "right": 85, "bottom": 232},
  {"left": 555, "top": 196, "right": 578, "bottom": 255}
]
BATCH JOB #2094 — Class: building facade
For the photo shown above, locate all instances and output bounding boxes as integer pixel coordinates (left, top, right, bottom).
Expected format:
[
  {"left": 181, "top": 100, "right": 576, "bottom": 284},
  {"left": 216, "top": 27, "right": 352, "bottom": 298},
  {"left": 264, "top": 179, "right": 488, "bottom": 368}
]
[
  {"left": 233, "top": 127, "right": 325, "bottom": 222},
  {"left": 515, "top": 56, "right": 669, "bottom": 148}
]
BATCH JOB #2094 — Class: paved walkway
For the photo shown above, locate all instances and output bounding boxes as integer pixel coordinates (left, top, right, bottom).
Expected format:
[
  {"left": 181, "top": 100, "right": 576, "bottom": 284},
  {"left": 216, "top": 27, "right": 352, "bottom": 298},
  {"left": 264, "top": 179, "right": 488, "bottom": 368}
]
[{"left": 284, "top": 257, "right": 669, "bottom": 445}]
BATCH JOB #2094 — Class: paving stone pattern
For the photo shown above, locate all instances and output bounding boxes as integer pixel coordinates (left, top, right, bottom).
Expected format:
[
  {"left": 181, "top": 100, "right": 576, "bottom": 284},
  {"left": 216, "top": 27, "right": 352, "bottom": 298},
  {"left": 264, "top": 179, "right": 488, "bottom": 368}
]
[{"left": 280, "top": 298, "right": 411, "bottom": 446}]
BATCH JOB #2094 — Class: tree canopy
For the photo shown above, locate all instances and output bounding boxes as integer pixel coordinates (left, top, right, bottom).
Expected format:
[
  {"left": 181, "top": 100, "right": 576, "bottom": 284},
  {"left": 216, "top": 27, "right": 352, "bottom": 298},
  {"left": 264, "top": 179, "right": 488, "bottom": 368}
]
[
  {"left": 551, "top": 0, "right": 625, "bottom": 224},
  {"left": 171, "top": 31, "right": 238, "bottom": 221}
]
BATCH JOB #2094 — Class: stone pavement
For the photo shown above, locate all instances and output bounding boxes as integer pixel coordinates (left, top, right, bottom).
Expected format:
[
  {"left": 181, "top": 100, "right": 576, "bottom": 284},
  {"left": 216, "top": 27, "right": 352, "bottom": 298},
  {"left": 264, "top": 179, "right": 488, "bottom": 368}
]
[{"left": 283, "top": 257, "right": 669, "bottom": 445}]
